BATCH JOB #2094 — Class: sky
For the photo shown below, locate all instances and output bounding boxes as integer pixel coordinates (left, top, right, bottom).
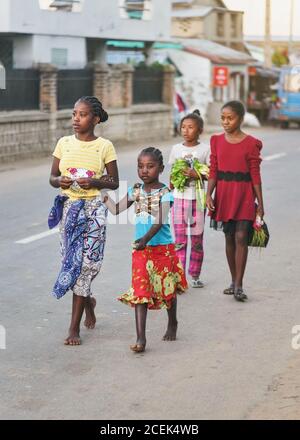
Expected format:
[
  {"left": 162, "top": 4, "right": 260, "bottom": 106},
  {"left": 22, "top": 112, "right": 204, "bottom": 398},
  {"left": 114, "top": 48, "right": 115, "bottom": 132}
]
[{"left": 225, "top": 0, "right": 300, "bottom": 37}]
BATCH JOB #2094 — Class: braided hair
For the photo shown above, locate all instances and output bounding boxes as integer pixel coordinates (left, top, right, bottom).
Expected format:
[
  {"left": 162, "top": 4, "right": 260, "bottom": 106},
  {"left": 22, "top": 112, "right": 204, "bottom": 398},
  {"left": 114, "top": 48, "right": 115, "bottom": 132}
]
[
  {"left": 139, "top": 147, "right": 164, "bottom": 166},
  {"left": 222, "top": 100, "right": 246, "bottom": 119},
  {"left": 180, "top": 109, "right": 204, "bottom": 131},
  {"left": 77, "top": 96, "right": 108, "bottom": 123}
]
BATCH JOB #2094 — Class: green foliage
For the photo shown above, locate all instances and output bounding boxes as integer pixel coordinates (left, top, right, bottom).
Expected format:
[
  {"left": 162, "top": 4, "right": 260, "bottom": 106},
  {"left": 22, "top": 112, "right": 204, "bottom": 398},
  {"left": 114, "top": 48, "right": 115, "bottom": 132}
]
[{"left": 272, "top": 49, "right": 289, "bottom": 67}]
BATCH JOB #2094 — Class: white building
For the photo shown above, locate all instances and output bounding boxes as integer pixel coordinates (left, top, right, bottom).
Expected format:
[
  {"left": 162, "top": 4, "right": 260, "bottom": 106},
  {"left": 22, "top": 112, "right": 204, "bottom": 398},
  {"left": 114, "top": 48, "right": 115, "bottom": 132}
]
[{"left": 0, "top": 0, "right": 172, "bottom": 69}]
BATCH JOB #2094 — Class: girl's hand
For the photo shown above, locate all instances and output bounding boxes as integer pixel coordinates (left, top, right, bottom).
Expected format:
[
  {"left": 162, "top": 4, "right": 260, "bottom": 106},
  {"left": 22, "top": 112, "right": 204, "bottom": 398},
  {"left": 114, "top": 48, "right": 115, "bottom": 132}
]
[
  {"left": 256, "top": 205, "right": 265, "bottom": 219},
  {"left": 76, "top": 177, "right": 94, "bottom": 189},
  {"left": 133, "top": 238, "right": 147, "bottom": 251},
  {"left": 59, "top": 176, "right": 73, "bottom": 189},
  {"left": 182, "top": 168, "right": 198, "bottom": 179},
  {"left": 206, "top": 195, "right": 215, "bottom": 212}
]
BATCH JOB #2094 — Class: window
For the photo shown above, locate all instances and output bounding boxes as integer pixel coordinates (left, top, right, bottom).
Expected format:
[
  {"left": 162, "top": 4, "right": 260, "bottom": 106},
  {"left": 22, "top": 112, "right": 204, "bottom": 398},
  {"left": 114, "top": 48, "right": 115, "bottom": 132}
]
[
  {"left": 39, "top": 0, "right": 83, "bottom": 12},
  {"left": 119, "top": 0, "right": 152, "bottom": 20},
  {"left": 0, "top": 64, "right": 5, "bottom": 90},
  {"left": 284, "top": 74, "right": 300, "bottom": 93},
  {"left": 217, "top": 13, "right": 224, "bottom": 38},
  {"left": 230, "top": 14, "right": 238, "bottom": 38},
  {"left": 0, "top": 40, "right": 13, "bottom": 69},
  {"left": 51, "top": 48, "right": 68, "bottom": 67}
]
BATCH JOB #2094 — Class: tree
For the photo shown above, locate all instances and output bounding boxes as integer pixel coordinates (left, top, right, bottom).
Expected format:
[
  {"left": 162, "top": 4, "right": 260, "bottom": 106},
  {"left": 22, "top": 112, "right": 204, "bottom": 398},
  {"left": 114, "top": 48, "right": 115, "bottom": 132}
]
[{"left": 272, "top": 49, "right": 289, "bottom": 67}]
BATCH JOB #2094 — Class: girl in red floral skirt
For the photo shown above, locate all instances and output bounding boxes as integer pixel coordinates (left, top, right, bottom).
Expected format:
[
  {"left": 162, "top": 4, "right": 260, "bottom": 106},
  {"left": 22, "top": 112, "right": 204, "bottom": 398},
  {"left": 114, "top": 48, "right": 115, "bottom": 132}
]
[
  {"left": 206, "top": 101, "right": 265, "bottom": 302},
  {"left": 104, "top": 147, "right": 188, "bottom": 353}
]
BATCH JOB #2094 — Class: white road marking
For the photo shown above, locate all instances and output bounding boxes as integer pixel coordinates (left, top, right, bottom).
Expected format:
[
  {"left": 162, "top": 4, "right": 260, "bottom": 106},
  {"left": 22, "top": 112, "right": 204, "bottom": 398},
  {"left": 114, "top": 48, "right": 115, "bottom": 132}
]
[
  {"left": 264, "top": 153, "right": 287, "bottom": 161},
  {"left": 15, "top": 228, "right": 59, "bottom": 244}
]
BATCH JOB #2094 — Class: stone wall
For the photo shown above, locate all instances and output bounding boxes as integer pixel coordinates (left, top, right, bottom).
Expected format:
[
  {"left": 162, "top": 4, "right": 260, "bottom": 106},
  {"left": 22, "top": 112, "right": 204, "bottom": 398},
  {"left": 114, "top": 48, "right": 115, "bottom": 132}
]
[
  {"left": 0, "top": 63, "right": 174, "bottom": 163},
  {"left": 0, "top": 104, "right": 172, "bottom": 163}
]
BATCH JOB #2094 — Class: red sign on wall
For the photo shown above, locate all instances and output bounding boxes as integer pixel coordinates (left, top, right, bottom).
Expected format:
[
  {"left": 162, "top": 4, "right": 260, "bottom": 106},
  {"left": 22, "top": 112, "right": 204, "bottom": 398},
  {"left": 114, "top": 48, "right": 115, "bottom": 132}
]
[{"left": 213, "top": 66, "right": 229, "bottom": 87}]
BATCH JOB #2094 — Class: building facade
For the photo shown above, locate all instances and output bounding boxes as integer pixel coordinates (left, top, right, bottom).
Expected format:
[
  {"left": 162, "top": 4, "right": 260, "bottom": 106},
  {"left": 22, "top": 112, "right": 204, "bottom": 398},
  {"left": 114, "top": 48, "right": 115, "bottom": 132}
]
[
  {"left": 172, "top": 0, "right": 245, "bottom": 53},
  {"left": 0, "top": 0, "right": 172, "bottom": 69}
]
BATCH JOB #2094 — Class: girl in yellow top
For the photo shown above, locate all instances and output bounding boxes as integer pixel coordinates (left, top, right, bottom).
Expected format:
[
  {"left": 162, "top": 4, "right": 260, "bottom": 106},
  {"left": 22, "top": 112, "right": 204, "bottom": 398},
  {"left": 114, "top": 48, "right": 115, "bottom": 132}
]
[{"left": 49, "top": 96, "right": 119, "bottom": 346}]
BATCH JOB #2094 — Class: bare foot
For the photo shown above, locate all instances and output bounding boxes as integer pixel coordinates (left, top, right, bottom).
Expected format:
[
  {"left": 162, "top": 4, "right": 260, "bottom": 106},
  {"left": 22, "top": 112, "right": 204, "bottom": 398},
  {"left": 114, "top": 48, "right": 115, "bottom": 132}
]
[
  {"left": 163, "top": 321, "right": 178, "bottom": 341},
  {"left": 64, "top": 331, "right": 81, "bottom": 346},
  {"left": 84, "top": 297, "right": 96, "bottom": 329}
]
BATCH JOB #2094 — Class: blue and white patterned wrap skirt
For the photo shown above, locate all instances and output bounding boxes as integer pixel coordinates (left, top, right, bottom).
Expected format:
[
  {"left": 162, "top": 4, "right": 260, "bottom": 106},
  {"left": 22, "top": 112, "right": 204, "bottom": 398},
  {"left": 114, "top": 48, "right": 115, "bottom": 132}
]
[{"left": 59, "top": 197, "right": 108, "bottom": 297}]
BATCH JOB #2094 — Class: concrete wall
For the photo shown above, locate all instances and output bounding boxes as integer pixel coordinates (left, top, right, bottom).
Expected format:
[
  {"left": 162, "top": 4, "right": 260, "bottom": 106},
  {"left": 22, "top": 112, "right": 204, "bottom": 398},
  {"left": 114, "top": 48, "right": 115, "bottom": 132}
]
[
  {"left": 32, "top": 35, "right": 87, "bottom": 69},
  {"left": 0, "top": 0, "right": 10, "bottom": 32},
  {"left": 1, "top": 0, "right": 171, "bottom": 42},
  {"left": 0, "top": 104, "right": 173, "bottom": 163},
  {"left": 171, "top": 17, "right": 204, "bottom": 39},
  {"left": 204, "top": 11, "right": 244, "bottom": 49}
]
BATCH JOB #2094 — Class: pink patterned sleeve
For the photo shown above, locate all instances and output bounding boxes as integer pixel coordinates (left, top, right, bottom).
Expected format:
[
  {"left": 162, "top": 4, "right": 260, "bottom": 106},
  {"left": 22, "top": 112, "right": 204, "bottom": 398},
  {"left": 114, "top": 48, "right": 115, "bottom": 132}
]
[
  {"left": 209, "top": 136, "right": 218, "bottom": 180},
  {"left": 248, "top": 139, "right": 262, "bottom": 185}
]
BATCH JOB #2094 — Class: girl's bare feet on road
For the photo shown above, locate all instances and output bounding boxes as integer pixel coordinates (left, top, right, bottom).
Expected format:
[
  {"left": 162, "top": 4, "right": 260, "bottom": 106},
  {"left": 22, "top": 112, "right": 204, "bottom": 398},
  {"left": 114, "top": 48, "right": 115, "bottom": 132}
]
[
  {"left": 84, "top": 297, "right": 96, "bottom": 329},
  {"left": 162, "top": 321, "right": 178, "bottom": 341},
  {"left": 64, "top": 331, "right": 81, "bottom": 346}
]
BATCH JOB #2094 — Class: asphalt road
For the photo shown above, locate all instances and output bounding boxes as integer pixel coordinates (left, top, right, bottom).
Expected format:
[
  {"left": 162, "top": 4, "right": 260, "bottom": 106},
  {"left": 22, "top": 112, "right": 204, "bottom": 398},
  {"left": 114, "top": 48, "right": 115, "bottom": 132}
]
[{"left": 0, "top": 127, "right": 299, "bottom": 420}]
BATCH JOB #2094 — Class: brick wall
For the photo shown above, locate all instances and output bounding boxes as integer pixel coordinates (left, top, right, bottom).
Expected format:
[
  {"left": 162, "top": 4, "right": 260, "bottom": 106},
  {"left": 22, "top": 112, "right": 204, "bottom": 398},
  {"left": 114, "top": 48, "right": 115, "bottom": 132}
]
[
  {"left": 0, "top": 63, "right": 174, "bottom": 163},
  {"left": 0, "top": 104, "right": 172, "bottom": 163}
]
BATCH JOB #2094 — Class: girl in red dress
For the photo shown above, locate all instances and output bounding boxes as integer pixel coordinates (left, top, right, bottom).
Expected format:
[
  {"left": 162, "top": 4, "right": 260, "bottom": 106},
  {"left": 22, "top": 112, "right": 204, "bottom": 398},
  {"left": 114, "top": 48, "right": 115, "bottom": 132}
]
[{"left": 206, "top": 101, "right": 265, "bottom": 301}]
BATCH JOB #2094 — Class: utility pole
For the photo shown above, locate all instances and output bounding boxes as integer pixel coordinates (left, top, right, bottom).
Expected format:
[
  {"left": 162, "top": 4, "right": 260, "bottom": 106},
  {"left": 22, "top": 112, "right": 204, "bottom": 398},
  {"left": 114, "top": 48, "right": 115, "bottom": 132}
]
[
  {"left": 265, "top": 0, "right": 272, "bottom": 68},
  {"left": 289, "top": 0, "right": 295, "bottom": 59}
]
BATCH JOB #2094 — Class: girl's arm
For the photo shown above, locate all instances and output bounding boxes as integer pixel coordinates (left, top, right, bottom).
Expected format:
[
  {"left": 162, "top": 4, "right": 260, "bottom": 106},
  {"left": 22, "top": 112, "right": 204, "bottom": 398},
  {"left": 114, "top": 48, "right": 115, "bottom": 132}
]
[
  {"left": 135, "top": 202, "right": 170, "bottom": 250},
  {"left": 76, "top": 160, "right": 119, "bottom": 191},
  {"left": 206, "top": 137, "right": 217, "bottom": 211},
  {"left": 49, "top": 157, "right": 73, "bottom": 189},
  {"left": 253, "top": 184, "right": 264, "bottom": 218},
  {"left": 206, "top": 178, "right": 216, "bottom": 212},
  {"left": 248, "top": 140, "right": 264, "bottom": 218}
]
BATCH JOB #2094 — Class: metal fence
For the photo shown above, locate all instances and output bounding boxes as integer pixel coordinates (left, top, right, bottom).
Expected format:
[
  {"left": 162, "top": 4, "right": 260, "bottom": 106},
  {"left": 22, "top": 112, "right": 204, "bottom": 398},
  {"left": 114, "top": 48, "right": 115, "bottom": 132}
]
[
  {"left": 133, "top": 67, "right": 163, "bottom": 104},
  {"left": 0, "top": 69, "right": 40, "bottom": 111},
  {"left": 57, "top": 69, "right": 93, "bottom": 110}
]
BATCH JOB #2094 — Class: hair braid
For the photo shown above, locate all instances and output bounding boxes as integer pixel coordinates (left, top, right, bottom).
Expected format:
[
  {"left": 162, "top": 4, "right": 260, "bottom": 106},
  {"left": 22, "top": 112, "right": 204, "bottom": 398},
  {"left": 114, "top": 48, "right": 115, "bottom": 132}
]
[
  {"left": 78, "top": 96, "right": 108, "bottom": 123},
  {"left": 139, "top": 147, "right": 164, "bottom": 166}
]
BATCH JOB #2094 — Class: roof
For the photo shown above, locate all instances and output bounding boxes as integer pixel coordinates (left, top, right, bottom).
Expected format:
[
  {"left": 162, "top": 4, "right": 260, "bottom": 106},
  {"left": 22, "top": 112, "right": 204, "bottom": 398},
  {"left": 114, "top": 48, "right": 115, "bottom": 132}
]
[
  {"left": 249, "top": 63, "right": 281, "bottom": 79},
  {"left": 245, "top": 43, "right": 265, "bottom": 63},
  {"left": 172, "top": 0, "right": 228, "bottom": 8},
  {"left": 179, "top": 39, "right": 255, "bottom": 64},
  {"left": 172, "top": 7, "right": 214, "bottom": 18},
  {"left": 172, "top": 0, "right": 193, "bottom": 3}
]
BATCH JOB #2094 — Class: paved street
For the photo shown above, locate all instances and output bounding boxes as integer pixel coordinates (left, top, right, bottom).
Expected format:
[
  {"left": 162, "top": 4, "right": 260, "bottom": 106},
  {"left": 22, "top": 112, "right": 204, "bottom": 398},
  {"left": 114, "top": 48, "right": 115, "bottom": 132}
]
[{"left": 0, "top": 127, "right": 299, "bottom": 420}]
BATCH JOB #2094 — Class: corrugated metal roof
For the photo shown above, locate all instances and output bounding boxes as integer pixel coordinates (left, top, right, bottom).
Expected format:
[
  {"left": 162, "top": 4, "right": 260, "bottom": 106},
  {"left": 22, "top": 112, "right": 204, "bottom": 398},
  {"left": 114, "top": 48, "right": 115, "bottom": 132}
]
[
  {"left": 179, "top": 39, "right": 254, "bottom": 64},
  {"left": 172, "top": 7, "right": 214, "bottom": 18}
]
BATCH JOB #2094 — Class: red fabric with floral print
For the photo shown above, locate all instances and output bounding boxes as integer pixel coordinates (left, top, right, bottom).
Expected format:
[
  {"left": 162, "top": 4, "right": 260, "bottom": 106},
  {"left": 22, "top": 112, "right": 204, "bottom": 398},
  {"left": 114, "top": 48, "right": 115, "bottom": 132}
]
[{"left": 118, "top": 244, "right": 188, "bottom": 310}]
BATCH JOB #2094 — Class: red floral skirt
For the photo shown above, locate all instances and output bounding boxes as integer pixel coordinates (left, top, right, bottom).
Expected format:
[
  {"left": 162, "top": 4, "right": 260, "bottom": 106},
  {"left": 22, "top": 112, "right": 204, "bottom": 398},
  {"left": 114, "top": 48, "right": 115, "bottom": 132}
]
[{"left": 118, "top": 244, "right": 188, "bottom": 310}]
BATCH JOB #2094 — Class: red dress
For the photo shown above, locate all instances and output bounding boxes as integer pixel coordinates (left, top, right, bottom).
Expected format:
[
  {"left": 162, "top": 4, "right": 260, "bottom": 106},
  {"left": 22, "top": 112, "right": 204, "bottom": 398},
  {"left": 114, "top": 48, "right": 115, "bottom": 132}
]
[{"left": 209, "top": 133, "right": 262, "bottom": 222}]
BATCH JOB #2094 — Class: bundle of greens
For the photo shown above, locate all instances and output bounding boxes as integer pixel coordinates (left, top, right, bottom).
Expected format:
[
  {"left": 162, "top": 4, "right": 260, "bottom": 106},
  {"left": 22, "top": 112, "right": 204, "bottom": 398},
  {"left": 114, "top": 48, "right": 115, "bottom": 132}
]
[
  {"left": 248, "top": 216, "right": 270, "bottom": 247},
  {"left": 170, "top": 158, "right": 209, "bottom": 210}
]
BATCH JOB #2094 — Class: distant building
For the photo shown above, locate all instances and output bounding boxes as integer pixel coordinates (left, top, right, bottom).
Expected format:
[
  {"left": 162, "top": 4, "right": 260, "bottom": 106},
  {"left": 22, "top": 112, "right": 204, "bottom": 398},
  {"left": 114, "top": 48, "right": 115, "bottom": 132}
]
[
  {"left": 171, "top": 0, "right": 246, "bottom": 53},
  {"left": 246, "top": 35, "right": 300, "bottom": 60},
  {"left": 0, "top": 0, "right": 172, "bottom": 69}
]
